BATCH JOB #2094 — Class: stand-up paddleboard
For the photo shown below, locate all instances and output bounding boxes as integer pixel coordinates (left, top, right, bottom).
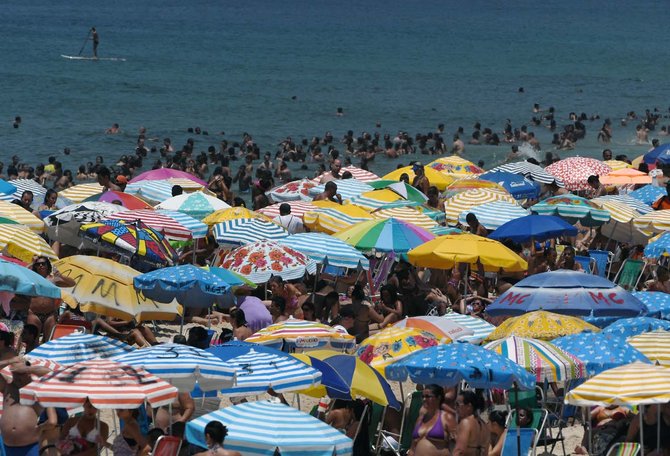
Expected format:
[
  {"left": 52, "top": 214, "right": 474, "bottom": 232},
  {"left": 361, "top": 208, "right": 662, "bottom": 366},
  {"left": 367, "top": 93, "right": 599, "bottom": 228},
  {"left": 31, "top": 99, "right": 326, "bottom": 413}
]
[{"left": 61, "top": 54, "right": 127, "bottom": 62}]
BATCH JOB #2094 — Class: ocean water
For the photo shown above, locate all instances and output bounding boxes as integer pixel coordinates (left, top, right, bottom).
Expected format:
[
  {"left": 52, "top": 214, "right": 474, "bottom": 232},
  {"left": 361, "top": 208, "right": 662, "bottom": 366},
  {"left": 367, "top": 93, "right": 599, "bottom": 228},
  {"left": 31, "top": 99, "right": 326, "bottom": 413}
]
[{"left": 2, "top": 0, "right": 670, "bottom": 178}]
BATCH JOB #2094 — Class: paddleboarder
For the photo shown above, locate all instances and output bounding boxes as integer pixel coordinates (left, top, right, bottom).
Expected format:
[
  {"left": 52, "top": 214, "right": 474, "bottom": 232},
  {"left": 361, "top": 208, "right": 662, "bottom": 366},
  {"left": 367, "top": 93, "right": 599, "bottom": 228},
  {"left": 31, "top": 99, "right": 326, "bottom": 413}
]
[{"left": 90, "top": 27, "right": 99, "bottom": 58}]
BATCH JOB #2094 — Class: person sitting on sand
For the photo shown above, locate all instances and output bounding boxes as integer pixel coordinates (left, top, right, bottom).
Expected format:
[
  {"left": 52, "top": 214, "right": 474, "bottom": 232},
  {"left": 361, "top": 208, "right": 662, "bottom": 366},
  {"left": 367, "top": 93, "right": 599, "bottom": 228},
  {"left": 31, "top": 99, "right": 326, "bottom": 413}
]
[
  {"left": 195, "top": 421, "right": 241, "bottom": 456},
  {"left": 230, "top": 308, "right": 253, "bottom": 341}
]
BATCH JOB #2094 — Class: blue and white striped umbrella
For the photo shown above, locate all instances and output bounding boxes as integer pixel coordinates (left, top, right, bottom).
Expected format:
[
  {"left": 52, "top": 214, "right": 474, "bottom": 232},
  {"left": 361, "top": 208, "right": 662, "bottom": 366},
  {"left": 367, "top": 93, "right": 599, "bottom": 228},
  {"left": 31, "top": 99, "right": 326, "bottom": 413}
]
[
  {"left": 186, "top": 401, "right": 352, "bottom": 456},
  {"left": 213, "top": 218, "right": 289, "bottom": 246},
  {"left": 602, "top": 317, "right": 670, "bottom": 338},
  {"left": 25, "top": 333, "right": 134, "bottom": 365},
  {"left": 592, "top": 195, "right": 653, "bottom": 215},
  {"left": 278, "top": 232, "right": 370, "bottom": 270},
  {"left": 491, "top": 161, "right": 564, "bottom": 186},
  {"left": 633, "top": 291, "right": 670, "bottom": 320},
  {"left": 125, "top": 180, "right": 175, "bottom": 204},
  {"left": 156, "top": 209, "right": 208, "bottom": 239},
  {"left": 0, "top": 179, "right": 70, "bottom": 210},
  {"left": 113, "top": 343, "right": 235, "bottom": 392},
  {"left": 458, "top": 201, "right": 530, "bottom": 230},
  {"left": 629, "top": 185, "right": 665, "bottom": 205},
  {"left": 308, "top": 179, "right": 373, "bottom": 201},
  {"left": 208, "top": 343, "right": 322, "bottom": 396},
  {"left": 440, "top": 313, "right": 495, "bottom": 343}
]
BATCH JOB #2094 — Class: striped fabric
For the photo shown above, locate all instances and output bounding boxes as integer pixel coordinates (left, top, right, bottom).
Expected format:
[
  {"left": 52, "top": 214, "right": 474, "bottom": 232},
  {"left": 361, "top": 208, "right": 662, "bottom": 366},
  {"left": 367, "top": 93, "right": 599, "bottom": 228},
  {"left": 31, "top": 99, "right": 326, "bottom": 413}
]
[
  {"left": 105, "top": 209, "right": 200, "bottom": 241},
  {"left": 419, "top": 206, "right": 447, "bottom": 223},
  {"left": 278, "top": 232, "right": 369, "bottom": 270},
  {"left": 308, "top": 179, "right": 373, "bottom": 201},
  {"left": 303, "top": 207, "right": 373, "bottom": 234},
  {"left": 457, "top": 201, "right": 530, "bottom": 230},
  {"left": 441, "top": 313, "right": 495, "bottom": 343},
  {"left": 125, "top": 180, "right": 208, "bottom": 205},
  {"left": 444, "top": 188, "right": 518, "bottom": 225},
  {"left": 258, "top": 201, "right": 318, "bottom": 218},
  {"left": 429, "top": 225, "right": 462, "bottom": 236},
  {"left": 247, "top": 318, "right": 355, "bottom": 351},
  {"left": 156, "top": 191, "right": 230, "bottom": 220},
  {"left": 532, "top": 194, "right": 611, "bottom": 225},
  {"left": 371, "top": 206, "right": 437, "bottom": 229},
  {"left": 341, "top": 165, "right": 380, "bottom": 182},
  {"left": 213, "top": 219, "right": 289, "bottom": 246},
  {"left": 0, "top": 224, "right": 56, "bottom": 262},
  {"left": 0, "top": 200, "right": 45, "bottom": 232},
  {"left": 590, "top": 198, "right": 641, "bottom": 223},
  {"left": 59, "top": 183, "right": 105, "bottom": 203},
  {"left": 26, "top": 333, "right": 134, "bottom": 365},
  {"left": 592, "top": 195, "right": 652, "bottom": 214},
  {"left": 491, "top": 161, "right": 564, "bottom": 185},
  {"left": 156, "top": 210, "right": 208, "bottom": 238},
  {"left": 113, "top": 344, "right": 235, "bottom": 392},
  {"left": 645, "top": 232, "right": 670, "bottom": 259},
  {"left": 633, "top": 210, "right": 670, "bottom": 235},
  {"left": 185, "top": 401, "right": 353, "bottom": 456},
  {"left": 628, "top": 330, "right": 670, "bottom": 367},
  {"left": 20, "top": 359, "right": 178, "bottom": 409},
  {"left": 565, "top": 362, "right": 670, "bottom": 406},
  {"left": 347, "top": 194, "right": 420, "bottom": 211}
]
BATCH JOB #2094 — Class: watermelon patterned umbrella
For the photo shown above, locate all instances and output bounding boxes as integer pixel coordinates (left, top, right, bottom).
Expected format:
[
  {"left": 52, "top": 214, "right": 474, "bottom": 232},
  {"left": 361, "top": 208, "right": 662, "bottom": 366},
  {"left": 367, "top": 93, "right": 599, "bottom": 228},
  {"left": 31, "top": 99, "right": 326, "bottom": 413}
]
[
  {"left": 544, "top": 157, "right": 611, "bottom": 191},
  {"left": 268, "top": 179, "right": 316, "bottom": 202}
]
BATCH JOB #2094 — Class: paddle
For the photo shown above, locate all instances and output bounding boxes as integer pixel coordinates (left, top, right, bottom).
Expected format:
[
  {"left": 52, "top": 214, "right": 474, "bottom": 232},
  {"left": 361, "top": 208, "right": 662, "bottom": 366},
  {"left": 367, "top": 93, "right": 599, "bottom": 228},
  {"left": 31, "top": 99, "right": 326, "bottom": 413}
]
[{"left": 77, "top": 30, "right": 91, "bottom": 56}]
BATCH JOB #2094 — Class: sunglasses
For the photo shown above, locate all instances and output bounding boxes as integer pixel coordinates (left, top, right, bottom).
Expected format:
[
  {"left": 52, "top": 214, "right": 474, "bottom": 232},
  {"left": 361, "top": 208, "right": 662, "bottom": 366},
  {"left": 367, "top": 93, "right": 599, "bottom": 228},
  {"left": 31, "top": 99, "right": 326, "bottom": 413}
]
[{"left": 35, "top": 262, "right": 48, "bottom": 266}]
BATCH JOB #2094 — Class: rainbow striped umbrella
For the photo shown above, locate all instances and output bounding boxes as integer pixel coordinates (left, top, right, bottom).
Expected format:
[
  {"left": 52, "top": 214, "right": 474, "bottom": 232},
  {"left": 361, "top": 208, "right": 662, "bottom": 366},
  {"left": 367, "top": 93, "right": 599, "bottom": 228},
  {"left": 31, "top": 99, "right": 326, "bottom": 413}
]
[
  {"left": 333, "top": 217, "right": 435, "bottom": 254},
  {"left": 371, "top": 206, "right": 437, "bottom": 229},
  {"left": 457, "top": 200, "right": 530, "bottom": 230},
  {"left": 246, "top": 317, "right": 355, "bottom": 351},
  {"left": 485, "top": 336, "right": 586, "bottom": 382},
  {"left": 532, "top": 194, "right": 611, "bottom": 227},
  {"left": 443, "top": 188, "right": 517, "bottom": 225}
]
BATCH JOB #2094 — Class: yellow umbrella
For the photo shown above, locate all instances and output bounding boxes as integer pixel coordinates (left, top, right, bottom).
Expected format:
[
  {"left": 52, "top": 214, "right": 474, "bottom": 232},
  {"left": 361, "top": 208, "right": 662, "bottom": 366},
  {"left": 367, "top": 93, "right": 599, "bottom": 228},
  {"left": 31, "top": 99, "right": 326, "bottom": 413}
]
[
  {"left": 382, "top": 166, "right": 456, "bottom": 191},
  {"left": 631, "top": 155, "right": 645, "bottom": 170},
  {"left": 443, "top": 188, "right": 517, "bottom": 225},
  {"left": 591, "top": 198, "right": 641, "bottom": 223},
  {"left": 590, "top": 198, "right": 649, "bottom": 244},
  {"left": 303, "top": 204, "right": 372, "bottom": 235},
  {"left": 407, "top": 233, "right": 528, "bottom": 272},
  {"left": 202, "top": 207, "right": 271, "bottom": 226},
  {"left": 633, "top": 210, "right": 670, "bottom": 235},
  {"left": 0, "top": 200, "right": 45, "bottom": 233},
  {"left": 485, "top": 310, "right": 599, "bottom": 341},
  {"left": 59, "top": 183, "right": 105, "bottom": 203},
  {"left": 628, "top": 330, "right": 670, "bottom": 367},
  {"left": 55, "top": 255, "right": 182, "bottom": 322},
  {"left": 445, "top": 178, "right": 508, "bottom": 196},
  {"left": 603, "top": 160, "right": 633, "bottom": 171},
  {"left": 356, "top": 326, "right": 448, "bottom": 375},
  {"left": 600, "top": 168, "right": 652, "bottom": 186},
  {"left": 428, "top": 156, "right": 484, "bottom": 175},
  {"left": 371, "top": 206, "right": 437, "bottom": 229},
  {"left": 0, "top": 224, "right": 57, "bottom": 262}
]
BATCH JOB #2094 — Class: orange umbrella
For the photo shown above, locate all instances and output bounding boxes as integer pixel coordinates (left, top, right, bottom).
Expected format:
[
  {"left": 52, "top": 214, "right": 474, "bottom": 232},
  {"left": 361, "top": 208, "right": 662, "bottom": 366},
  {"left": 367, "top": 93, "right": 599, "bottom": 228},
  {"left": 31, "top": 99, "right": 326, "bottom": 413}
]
[{"left": 600, "top": 168, "right": 652, "bottom": 186}]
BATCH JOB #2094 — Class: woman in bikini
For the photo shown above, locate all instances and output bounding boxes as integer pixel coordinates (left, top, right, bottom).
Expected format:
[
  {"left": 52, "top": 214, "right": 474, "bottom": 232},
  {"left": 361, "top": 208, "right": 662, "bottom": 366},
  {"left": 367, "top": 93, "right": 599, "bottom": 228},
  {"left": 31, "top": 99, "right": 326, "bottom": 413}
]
[
  {"left": 408, "top": 385, "right": 457, "bottom": 456},
  {"left": 268, "top": 276, "right": 303, "bottom": 318},
  {"left": 112, "top": 409, "right": 148, "bottom": 456},
  {"left": 58, "top": 399, "right": 109, "bottom": 456},
  {"left": 453, "top": 390, "right": 490, "bottom": 456}
]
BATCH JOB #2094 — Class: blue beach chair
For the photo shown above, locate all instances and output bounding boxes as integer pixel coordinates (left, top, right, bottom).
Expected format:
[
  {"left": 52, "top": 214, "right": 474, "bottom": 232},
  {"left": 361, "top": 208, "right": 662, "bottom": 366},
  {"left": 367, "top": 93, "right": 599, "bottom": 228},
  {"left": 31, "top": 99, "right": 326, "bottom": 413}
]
[{"left": 502, "top": 428, "right": 537, "bottom": 456}]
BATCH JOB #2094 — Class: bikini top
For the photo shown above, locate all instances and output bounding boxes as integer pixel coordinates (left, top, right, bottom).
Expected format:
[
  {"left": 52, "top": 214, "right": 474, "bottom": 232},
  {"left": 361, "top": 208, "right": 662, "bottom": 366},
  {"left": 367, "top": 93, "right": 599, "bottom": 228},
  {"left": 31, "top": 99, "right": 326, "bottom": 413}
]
[{"left": 413, "top": 412, "right": 446, "bottom": 441}]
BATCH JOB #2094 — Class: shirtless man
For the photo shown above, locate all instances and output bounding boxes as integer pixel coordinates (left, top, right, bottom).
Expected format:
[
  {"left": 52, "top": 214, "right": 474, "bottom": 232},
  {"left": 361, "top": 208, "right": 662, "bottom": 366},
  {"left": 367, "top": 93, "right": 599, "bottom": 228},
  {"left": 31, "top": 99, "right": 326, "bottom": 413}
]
[
  {"left": 312, "top": 181, "right": 342, "bottom": 204},
  {"left": 411, "top": 163, "right": 430, "bottom": 195},
  {"left": 90, "top": 27, "right": 99, "bottom": 59},
  {"left": 319, "top": 159, "right": 342, "bottom": 184},
  {"left": 636, "top": 124, "right": 649, "bottom": 145},
  {"left": 96, "top": 166, "right": 121, "bottom": 192},
  {"left": 451, "top": 135, "right": 465, "bottom": 155}
]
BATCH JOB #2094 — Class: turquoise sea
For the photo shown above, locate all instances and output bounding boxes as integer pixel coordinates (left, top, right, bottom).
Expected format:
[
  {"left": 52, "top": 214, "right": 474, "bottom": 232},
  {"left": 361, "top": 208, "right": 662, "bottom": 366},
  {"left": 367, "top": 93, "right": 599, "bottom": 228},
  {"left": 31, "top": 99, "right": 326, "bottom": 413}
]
[{"left": 2, "top": 0, "right": 670, "bottom": 178}]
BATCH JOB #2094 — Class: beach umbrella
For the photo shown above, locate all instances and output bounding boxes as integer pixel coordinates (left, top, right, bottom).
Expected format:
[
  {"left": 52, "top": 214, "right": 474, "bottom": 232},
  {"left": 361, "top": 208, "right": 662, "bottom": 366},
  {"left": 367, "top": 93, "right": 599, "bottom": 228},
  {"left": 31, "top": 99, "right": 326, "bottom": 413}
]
[
  {"left": 486, "top": 269, "right": 647, "bottom": 317},
  {"left": 602, "top": 317, "right": 670, "bottom": 339},
  {"left": 382, "top": 166, "right": 455, "bottom": 191},
  {"left": 0, "top": 259, "right": 61, "bottom": 316},
  {"left": 491, "top": 161, "right": 564, "bottom": 185},
  {"left": 205, "top": 266, "right": 257, "bottom": 288},
  {"left": 0, "top": 224, "right": 56, "bottom": 262},
  {"left": 0, "top": 179, "right": 17, "bottom": 199},
  {"left": 428, "top": 156, "right": 484, "bottom": 176},
  {"left": 642, "top": 143, "right": 670, "bottom": 165},
  {"left": 357, "top": 326, "right": 446, "bottom": 375},
  {"left": 429, "top": 225, "right": 462, "bottom": 236},
  {"left": 105, "top": 209, "right": 205, "bottom": 241},
  {"left": 444, "top": 178, "right": 509, "bottom": 198},
  {"left": 25, "top": 333, "right": 134, "bottom": 365},
  {"left": 83, "top": 190, "right": 154, "bottom": 210},
  {"left": 292, "top": 350, "right": 401, "bottom": 408},
  {"left": 156, "top": 209, "right": 209, "bottom": 239},
  {"left": 303, "top": 205, "right": 373, "bottom": 235},
  {"left": 367, "top": 180, "right": 428, "bottom": 203},
  {"left": 592, "top": 194, "right": 653, "bottom": 214},
  {"left": 217, "top": 240, "right": 317, "bottom": 283},
  {"left": 531, "top": 194, "right": 611, "bottom": 227},
  {"left": 245, "top": 317, "right": 355, "bottom": 351},
  {"left": 113, "top": 343, "right": 235, "bottom": 392},
  {"left": 341, "top": 165, "right": 380, "bottom": 182},
  {"left": 407, "top": 233, "right": 528, "bottom": 272},
  {"left": 347, "top": 189, "right": 422, "bottom": 211},
  {"left": 590, "top": 198, "right": 648, "bottom": 244},
  {"left": 258, "top": 201, "right": 319, "bottom": 219},
  {"left": 202, "top": 207, "right": 270, "bottom": 226},
  {"left": 479, "top": 171, "right": 542, "bottom": 200},
  {"left": 440, "top": 312, "right": 495, "bottom": 343},
  {"left": 629, "top": 185, "right": 665, "bottom": 205},
  {"left": 385, "top": 343, "right": 536, "bottom": 390},
  {"left": 333, "top": 218, "right": 435, "bottom": 254},
  {"left": 627, "top": 330, "right": 670, "bottom": 366},
  {"left": 485, "top": 336, "right": 586, "bottom": 382},
  {"left": 308, "top": 179, "right": 373, "bottom": 201},
  {"left": 552, "top": 332, "right": 651, "bottom": 376},
  {"left": 600, "top": 168, "right": 652, "bottom": 186},
  {"left": 80, "top": 219, "right": 178, "bottom": 268},
  {"left": 565, "top": 362, "right": 670, "bottom": 407},
  {"left": 268, "top": 178, "right": 316, "bottom": 202},
  {"left": 632, "top": 292, "right": 670, "bottom": 320},
  {"left": 155, "top": 191, "right": 230, "bottom": 220},
  {"left": 643, "top": 232, "right": 670, "bottom": 259},
  {"left": 0, "top": 200, "right": 45, "bottom": 232},
  {"left": 371, "top": 206, "right": 437, "bottom": 229},
  {"left": 0, "top": 180, "right": 71, "bottom": 210},
  {"left": 55, "top": 255, "right": 182, "bottom": 322},
  {"left": 633, "top": 210, "right": 670, "bottom": 235},
  {"left": 545, "top": 157, "right": 611, "bottom": 191},
  {"left": 488, "top": 214, "right": 577, "bottom": 243},
  {"left": 457, "top": 201, "right": 530, "bottom": 230},
  {"left": 419, "top": 206, "right": 447, "bottom": 223},
  {"left": 207, "top": 341, "right": 322, "bottom": 396},
  {"left": 124, "top": 179, "right": 211, "bottom": 205},
  {"left": 393, "top": 316, "right": 475, "bottom": 341},
  {"left": 44, "top": 201, "right": 124, "bottom": 249},
  {"left": 129, "top": 168, "right": 207, "bottom": 186},
  {"left": 185, "top": 401, "right": 353, "bottom": 456},
  {"left": 603, "top": 160, "right": 633, "bottom": 171},
  {"left": 133, "top": 264, "right": 231, "bottom": 309},
  {"left": 20, "top": 359, "right": 178, "bottom": 409},
  {"left": 443, "top": 188, "right": 518, "bottom": 225},
  {"left": 213, "top": 218, "right": 289, "bottom": 246},
  {"left": 59, "top": 183, "right": 105, "bottom": 203},
  {"left": 277, "top": 232, "right": 370, "bottom": 270},
  {"left": 485, "top": 310, "right": 600, "bottom": 341}
]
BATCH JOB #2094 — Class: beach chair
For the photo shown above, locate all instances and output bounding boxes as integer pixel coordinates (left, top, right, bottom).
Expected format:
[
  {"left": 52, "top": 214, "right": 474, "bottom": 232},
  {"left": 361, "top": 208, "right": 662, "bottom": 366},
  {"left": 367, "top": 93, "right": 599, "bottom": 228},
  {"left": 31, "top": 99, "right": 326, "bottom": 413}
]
[
  {"left": 589, "top": 250, "right": 614, "bottom": 278},
  {"left": 508, "top": 408, "right": 548, "bottom": 451},
  {"left": 368, "top": 403, "right": 386, "bottom": 453},
  {"left": 501, "top": 428, "right": 537, "bottom": 456},
  {"left": 613, "top": 259, "right": 646, "bottom": 291},
  {"left": 575, "top": 255, "right": 596, "bottom": 274},
  {"left": 48, "top": 324, "right": 87, "bottom": 341},
  {"left": 605, "top": 442, "right": 640, "bottom": 456},
  {"left": 507, "top": 387, "right": 541, "bottom": 410},
  {"left": 151, "top": 435, "right": 182, "bottom": 456},
  {"left": 376, "top": 390, "right": 423, "bottom": 455}
]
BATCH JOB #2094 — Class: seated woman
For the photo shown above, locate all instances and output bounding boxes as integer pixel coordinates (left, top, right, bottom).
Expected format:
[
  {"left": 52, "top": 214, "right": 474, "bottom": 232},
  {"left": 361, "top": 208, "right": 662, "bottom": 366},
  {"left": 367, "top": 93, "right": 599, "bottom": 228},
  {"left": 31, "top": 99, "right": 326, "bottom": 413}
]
[
  {"left": 488, "top": 410, "right": 508, "bottom": 456},
  {"left": 453, "top": 390, "right": 490, "bottom": 456},
  {"left": 58, "top": 399, "right": 109, "bottom": 456},
  {"left": 326, "top": 400, "right": 369, "bottom": 455},
  {"left": 374, "top": 284, "right": 403, "bottom": 328},
  {"left": 268, "top": 276, "right": 303, "bottom": 318},
  {"left": 113, "top": 409, "right": 148, "bottom": 456},
  {"left": 194, "top": 421, "right": 241, "bottom": 456},
  {"left": 408, "top": 385, "right": 457, "bottom": 456},
  {"left": 230, "top": 308, "right": 253, "bottom": 341}
]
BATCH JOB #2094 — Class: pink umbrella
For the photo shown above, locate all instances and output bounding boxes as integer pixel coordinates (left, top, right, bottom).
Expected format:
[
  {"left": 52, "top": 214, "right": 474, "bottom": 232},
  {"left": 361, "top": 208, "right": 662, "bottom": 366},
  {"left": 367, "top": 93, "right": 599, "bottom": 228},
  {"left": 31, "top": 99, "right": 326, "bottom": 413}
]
[
  {"left": 258, "top": 201, "right": 319, "bottom": 218},
  {"left": 545, "top": 157, "right": 611, "bottom": 191},
  {"left": 341, "top": 166, "right": 380, "bottom": 182},
  {"left": 129, "top": 169, "right": 207, "bottom": 186}
]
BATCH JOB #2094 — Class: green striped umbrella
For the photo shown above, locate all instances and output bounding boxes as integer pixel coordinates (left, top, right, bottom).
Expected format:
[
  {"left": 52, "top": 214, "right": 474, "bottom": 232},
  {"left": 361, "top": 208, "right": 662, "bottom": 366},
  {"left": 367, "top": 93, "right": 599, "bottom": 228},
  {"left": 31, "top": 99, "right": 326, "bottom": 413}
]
[{"left": 531, "top": 194, "right": 611, "bottom": 227}]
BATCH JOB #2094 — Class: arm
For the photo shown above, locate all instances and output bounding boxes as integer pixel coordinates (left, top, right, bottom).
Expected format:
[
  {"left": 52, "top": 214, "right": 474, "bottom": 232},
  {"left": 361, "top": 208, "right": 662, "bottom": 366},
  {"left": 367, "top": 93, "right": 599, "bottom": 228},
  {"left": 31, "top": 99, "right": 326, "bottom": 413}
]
[
  {"left": 625, "top": 414, "right": 640, "bottom": 442},
  {"left": 452, "top": 419, "right": 473, "bottom": 456},
  {"left": 489, "top": 429, "right": 506, "bottom": 456},
  {"left": 175, "top": 392, "right": 194, "bottom": 422}
]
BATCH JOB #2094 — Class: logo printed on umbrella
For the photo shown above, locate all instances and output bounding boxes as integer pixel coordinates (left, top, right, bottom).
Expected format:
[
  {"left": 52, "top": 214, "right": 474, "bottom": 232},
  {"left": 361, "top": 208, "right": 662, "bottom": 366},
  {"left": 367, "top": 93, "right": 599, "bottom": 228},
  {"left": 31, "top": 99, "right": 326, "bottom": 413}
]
[
  {"left": 497, "top": 292, "right": 531, "bottom": 306},
  {"left": 589, "top": 292, "right": 625, "bottom": 306},
  {"left": 295, "top": 336, "right": 319, "bottom": 348},
  {"left": 155, "top": 346, "right": 208, "bottom": 359}
]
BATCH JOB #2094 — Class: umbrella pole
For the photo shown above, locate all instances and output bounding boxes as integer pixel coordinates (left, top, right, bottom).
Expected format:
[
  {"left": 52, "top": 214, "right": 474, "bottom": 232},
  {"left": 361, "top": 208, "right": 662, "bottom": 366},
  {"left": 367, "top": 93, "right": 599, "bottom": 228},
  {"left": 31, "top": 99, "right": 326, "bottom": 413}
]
[
  {"left": 180, "top": 314, "right": 185, "bottom": 335},
  {"left": 657, "top": 404, "right": 661, "bottom": 454},
  {"left": 514, "top": 382, "right": 521, "bottom": 456},
  {"left": 640, "top": 405, "right": 645, "bottom": 456},
  {"left": 169, "top": 402, "right": 173, "bottom": 436},
  {"left": 97, "top": 410, "right": 101, "bottom": 455},
  {"left": 398, "top": 381, "right": 404, "bottom": 402},
  {"left": 587, "top": 407, "right": 593, "bottom": 455}
]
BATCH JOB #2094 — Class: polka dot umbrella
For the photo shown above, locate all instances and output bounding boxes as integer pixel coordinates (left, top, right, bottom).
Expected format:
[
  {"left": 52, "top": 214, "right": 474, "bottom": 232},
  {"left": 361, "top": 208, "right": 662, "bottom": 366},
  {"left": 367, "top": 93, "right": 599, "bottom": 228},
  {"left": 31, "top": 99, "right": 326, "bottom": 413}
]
[{"left": 545, "top": 157, "right": 611, "bottom": 191}]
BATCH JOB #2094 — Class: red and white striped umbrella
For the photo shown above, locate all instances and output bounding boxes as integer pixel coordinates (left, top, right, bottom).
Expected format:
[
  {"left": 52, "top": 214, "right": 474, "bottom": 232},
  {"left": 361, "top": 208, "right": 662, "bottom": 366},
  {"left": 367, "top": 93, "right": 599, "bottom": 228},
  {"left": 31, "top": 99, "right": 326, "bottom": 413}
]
[
  {"left": 104, "top": 209, "right": 195, "bottom": 241},
  {"left": 20, "top": 359, "right": 178, "bottom": 409},
  {"left": 341, "top": 166, "right": 380, "bottom": 182},
  {"left": 258, "top": 201, "right": 319, "bottom": 219},
  {"left": 0, "top": 358, "right": 63, "bottom": 419},
  {"left": 545, "top": 157, "right": 611, "bottom": 191}
]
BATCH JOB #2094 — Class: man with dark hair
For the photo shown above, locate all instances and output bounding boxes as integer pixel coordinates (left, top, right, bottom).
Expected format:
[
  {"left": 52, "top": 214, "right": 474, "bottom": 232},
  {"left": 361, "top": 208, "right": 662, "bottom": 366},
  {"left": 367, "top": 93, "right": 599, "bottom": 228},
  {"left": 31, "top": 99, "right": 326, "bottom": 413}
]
[
  {"left": 272, "top": 203, "right": 304, "bottom": 234},
  {"left": 587, "top": 175, "right": 607, "bottom": 197},
  {"left": 96, "top": 166, "right": 121, "bottom": 192},
  {"left": 313, "top": 181, "right": 342, "bottom": 204},
  {"left": 171, "top": 185, "right": 183, "bottom": 197}
]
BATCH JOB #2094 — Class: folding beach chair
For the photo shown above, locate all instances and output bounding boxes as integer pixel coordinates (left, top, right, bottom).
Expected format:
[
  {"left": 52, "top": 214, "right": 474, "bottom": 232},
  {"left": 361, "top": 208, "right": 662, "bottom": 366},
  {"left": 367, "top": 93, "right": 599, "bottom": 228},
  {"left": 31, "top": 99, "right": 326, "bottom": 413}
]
[
  {"left": 501, "top": 428, "right": 537, "bottom": 456},
  {"left": 151, "top": 435, "right": 182, "bottom": 456},
  {"left": 376, "top": 390, "right": 422, "bottom": 455},
  {"left": 613, "top": 259, "right": 646, "bottom": 291},
  {"left": 605, "top": 442, "right": 640, "bottom": 456},
  {"left": 575, "top": 255, "right": 596, "bottom": 274},
  {"left": 48, "top": 324, "right": 87, "bottom": 341},
  {"left": 508, "top": 408, "right": 548, "bottom": 451},
  {"left": 589, "top": 250, "right": 614, "bottom": 278}
]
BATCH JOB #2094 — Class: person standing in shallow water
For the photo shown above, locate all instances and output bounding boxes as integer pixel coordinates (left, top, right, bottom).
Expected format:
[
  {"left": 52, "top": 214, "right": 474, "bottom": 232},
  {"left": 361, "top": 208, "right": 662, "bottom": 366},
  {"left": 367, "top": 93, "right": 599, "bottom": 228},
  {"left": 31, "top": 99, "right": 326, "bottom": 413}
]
[{"left": 90, "top": 28, "right": 99, "bottom": 58}]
